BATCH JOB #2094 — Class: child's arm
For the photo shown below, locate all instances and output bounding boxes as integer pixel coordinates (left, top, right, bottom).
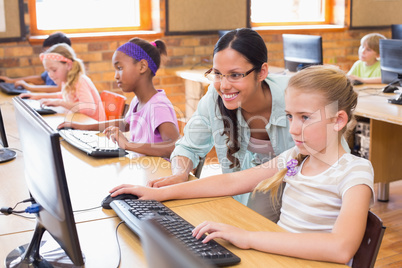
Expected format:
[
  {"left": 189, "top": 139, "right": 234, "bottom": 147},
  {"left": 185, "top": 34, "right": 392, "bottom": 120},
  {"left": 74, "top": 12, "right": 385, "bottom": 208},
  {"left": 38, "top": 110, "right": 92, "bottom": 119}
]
[
  {"left": 109, "top": 157, "right": 279, "bottom": 201},
  {"left": 57, "top": 119, "right": 127, "bottom": 132},
  {"left": 15, "top": 80, "right": 61, "bottom": 93},
  {"left": 19, "top": 92, "right": 62, "bottom": 100},
  {"left": 148, "top": 155, "right": 194, "bottom": 187},
  {"left": 105, "top": 121, "right": 180, "bottom": 158},
  {"left": 358, "top": 77, "right": 382, "bottom": 84},
  {"left": 193, "top": 184, "right": 372, "bottom": 264},
  {"left": 0, "top": 75, "right": 44, "bottom": 85}
]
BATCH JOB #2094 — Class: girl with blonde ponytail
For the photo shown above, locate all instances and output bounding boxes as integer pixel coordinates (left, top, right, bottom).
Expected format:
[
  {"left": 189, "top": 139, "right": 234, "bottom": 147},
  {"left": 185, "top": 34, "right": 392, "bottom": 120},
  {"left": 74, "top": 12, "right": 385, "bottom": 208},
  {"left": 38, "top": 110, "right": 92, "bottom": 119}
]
[
  {"left": 20, "top": 43, "right": 106, "bottom": 121},
  {"left": 108, "top": 65, "right": 375, "bottom": 265}
]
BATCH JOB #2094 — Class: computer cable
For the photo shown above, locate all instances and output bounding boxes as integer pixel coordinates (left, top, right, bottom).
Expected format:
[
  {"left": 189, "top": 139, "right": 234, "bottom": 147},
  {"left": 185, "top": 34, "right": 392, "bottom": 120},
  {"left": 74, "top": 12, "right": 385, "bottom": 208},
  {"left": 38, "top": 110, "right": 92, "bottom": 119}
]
[
  {"left": 73, "top": 205, "right": 102, "bottom": 213},
  {"left": 114, "top": 221, "right": 125, "bottom": 268},
  {"left": 1, "top": 197, "right": 37, "bottom": 219}
]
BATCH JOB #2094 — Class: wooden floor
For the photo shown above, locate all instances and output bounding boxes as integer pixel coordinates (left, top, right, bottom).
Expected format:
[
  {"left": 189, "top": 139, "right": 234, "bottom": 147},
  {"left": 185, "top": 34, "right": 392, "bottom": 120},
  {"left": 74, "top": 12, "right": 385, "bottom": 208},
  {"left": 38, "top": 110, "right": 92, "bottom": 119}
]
[
  {"left": 371, "top": 180, "right": 402, "bottom": 267},
  {"left": 201, "top": 148, "right": 402, "bottom": 267}
]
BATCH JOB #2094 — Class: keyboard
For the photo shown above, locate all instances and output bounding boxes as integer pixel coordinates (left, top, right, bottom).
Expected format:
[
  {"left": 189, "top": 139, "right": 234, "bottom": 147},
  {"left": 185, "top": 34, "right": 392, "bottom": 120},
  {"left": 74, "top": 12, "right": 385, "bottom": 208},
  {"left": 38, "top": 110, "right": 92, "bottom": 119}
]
[
  {"left": 22, "top": 99, "right": 57, "bottom": 115},
  {"left": 111, "top": 199, "right": 241, "bottom": 267},
  {"left": 0, "top": 82, "right": 28, "bottom": 95},
  {"left": 59, "top": 129, "right": 127, "bottom": 157}
]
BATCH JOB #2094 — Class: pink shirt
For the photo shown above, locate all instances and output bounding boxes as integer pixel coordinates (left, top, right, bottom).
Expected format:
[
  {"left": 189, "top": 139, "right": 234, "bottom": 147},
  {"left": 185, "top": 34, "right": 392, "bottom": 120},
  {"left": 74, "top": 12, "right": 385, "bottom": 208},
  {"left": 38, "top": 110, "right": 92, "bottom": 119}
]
[
  {"left": 56, "top": 75, "right": 106, "bottom": 121},
  {"left": 124, "top": 90, "right": 178, "bottom": 143}
]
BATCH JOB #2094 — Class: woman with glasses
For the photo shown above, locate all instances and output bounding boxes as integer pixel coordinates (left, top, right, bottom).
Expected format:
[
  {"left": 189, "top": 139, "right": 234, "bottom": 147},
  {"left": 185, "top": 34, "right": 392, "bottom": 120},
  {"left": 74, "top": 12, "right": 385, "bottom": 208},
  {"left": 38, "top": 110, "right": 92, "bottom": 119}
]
[{"left": 149, "top": 28, "right": 294, "bottom": 222}]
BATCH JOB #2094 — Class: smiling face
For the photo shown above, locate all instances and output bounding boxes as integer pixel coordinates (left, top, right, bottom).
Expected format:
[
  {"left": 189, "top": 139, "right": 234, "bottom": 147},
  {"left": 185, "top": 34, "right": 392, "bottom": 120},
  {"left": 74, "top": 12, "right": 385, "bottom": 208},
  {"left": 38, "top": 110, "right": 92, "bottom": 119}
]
[
  {"left": 112, "top": 51, "right": 141, "bottom": 93},
  {"left": 43, "top": 59, "right": 70, "bottom": 85},
  {"left": 285, "top": 87, "right": 340, "bottom": 157},
  {"left": 212, "top": 48, "right": 261, "bottom": 111}
]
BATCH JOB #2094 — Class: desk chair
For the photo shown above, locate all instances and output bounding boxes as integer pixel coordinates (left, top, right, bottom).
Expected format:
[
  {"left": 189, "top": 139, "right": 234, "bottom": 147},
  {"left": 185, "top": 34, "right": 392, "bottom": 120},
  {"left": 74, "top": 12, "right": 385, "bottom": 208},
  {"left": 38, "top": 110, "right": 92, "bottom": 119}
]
[
  {"left": 352, "top": 211, "right": 386, "bottom": 268},
  {"left": 100, "top": 90, "right": 127, "bottom": 120}
]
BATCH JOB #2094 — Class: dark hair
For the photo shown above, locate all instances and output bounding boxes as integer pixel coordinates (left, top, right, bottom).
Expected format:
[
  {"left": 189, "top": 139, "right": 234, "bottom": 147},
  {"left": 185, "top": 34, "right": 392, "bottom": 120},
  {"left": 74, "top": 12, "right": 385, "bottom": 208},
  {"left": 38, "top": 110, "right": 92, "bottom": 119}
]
[
  {"left": 215, "top": 28, "right": 268, "bottom": 169},
  {"left": 128, "top": 37, "right": 167, "bottom": 76},
  {"left": 43, "top": 32, "right": 71, "bottom": 47}
]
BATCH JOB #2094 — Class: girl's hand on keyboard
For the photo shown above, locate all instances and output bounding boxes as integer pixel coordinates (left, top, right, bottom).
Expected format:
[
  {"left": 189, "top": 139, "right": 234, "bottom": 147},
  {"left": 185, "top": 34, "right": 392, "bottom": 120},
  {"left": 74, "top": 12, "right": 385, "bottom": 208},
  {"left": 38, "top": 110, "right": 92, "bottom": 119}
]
[
  {"left": 192, "top": 221, "right": 252, "bottom": 249},
  {"left": 104, "top": 126, "right": 128, "bottom": 149},
  {"left": 41, "top": 99, "right": 62, "bottom": 107}
]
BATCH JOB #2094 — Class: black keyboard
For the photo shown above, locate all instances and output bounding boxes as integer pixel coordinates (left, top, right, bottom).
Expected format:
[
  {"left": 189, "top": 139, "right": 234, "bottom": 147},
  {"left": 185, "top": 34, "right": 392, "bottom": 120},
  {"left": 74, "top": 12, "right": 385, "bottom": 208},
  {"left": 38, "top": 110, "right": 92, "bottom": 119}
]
[
  {"left": 59, "top": 129, "right": 127, "bottom": 157},
  {"left": 0, "top": 82, "right": 28, "bottom": 95},
  {"left": 111, "top": 199, "right": 241, "bottom": 267}
]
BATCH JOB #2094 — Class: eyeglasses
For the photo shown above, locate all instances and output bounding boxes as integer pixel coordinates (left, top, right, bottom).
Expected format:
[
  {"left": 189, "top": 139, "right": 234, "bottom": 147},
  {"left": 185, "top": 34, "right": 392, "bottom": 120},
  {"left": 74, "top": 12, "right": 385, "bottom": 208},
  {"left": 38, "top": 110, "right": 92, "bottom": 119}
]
[{"left": 204, "top": 66, "right": 258, "bottom": 83}]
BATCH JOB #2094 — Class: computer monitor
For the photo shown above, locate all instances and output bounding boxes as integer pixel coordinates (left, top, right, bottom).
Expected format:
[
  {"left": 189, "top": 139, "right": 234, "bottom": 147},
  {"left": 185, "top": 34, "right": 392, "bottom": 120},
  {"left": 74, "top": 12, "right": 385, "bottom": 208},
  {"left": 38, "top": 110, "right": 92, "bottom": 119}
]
[
  {"left": 282, "top": 34, "right": 323, "bottom": 72},
  {"left": 6, "top": 97, "right": 84, "bottom": 267},
  {"left": 380, "top": 39, "right": 402, "bottom": 86},
  {"left": 140, "top": 218, "right": 216, "bottom": 268},
  {"left": 0, "top": 106, "right": 17, "bottom": 163},
  {"left": 391, "top": 24, "right": 402, "bottom": 40}
]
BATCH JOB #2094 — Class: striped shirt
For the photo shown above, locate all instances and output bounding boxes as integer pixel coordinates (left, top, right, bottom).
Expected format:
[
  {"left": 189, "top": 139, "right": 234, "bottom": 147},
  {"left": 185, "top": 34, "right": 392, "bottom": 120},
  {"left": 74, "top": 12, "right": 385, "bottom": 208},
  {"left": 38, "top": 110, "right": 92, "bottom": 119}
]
[{"left": 277, "top": 148, "right": 374, "bottom": 233}]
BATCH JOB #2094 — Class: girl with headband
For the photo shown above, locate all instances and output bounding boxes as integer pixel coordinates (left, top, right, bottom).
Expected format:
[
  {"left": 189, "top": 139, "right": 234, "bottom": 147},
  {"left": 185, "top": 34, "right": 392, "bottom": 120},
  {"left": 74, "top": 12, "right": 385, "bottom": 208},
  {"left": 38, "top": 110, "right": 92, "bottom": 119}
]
[
  {"left": 20, "top": 43, "right": 106, "bottom": 121},
  {"left": 58, "top": 38, "right": 180, "bottom": 158},
  {"left": 108, "top": 65, "right": 374, "bottom": 266}
]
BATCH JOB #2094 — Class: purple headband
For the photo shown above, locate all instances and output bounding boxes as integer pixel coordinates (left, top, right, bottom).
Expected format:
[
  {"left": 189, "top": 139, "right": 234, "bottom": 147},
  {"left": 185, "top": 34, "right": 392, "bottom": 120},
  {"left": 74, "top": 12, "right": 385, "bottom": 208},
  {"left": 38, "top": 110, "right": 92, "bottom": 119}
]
[{"left": 117, "top": 42, "right": 158, "bottom": 75}]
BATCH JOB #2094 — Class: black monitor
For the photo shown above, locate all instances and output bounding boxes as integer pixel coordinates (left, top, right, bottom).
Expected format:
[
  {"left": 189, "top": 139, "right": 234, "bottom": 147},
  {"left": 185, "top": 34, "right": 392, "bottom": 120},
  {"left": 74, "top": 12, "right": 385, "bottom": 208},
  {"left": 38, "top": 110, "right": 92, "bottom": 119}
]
[
  {"left": 282, "top": 34, "right": 323, "bottom": 72},
  {"left": 6, "top": 97, "right": 84, "bottom": 267},
  {"left": 0, "top": 106, "right": 17, "bottom": 163},
  {"left": 141, "top": 218, "right": 215, "bottom": 268},
  {"left": 380, "top": 39, "right": 402, "bottom": 86},
  {"left": 391, "top": 24, "right": 402, "bottom": 40}
]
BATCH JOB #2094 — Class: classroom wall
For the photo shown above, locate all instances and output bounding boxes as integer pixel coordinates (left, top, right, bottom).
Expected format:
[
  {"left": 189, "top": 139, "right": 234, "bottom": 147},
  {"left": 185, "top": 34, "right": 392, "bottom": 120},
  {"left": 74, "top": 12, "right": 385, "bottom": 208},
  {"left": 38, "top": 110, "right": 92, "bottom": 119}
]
[{"left": 0, "top": 0, "right": 391, "bottom": 119}]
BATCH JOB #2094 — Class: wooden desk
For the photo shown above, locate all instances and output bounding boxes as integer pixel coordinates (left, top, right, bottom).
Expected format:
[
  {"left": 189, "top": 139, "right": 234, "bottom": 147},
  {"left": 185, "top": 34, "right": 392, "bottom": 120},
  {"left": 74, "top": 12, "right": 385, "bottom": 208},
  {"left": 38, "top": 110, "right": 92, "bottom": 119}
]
[
  {"left": 354, "top": 86, "right": 402, "bottom": 201},
  {"left": 0, "top": 198, "right": 347, "bottom": 267}
]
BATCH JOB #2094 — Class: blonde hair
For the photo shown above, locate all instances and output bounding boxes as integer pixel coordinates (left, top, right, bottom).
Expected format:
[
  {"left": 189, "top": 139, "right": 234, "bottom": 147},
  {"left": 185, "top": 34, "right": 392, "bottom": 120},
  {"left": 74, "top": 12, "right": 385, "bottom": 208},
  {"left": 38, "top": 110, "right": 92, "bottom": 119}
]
[
  {"left": 361, "top": 33, "right": 386, "bottom": 55},
  {"left": 44, "top": 43, "right": 85, "bottom": 96},
  {"left": 253, "top": 65, "right": 358, "bottom": 201}
]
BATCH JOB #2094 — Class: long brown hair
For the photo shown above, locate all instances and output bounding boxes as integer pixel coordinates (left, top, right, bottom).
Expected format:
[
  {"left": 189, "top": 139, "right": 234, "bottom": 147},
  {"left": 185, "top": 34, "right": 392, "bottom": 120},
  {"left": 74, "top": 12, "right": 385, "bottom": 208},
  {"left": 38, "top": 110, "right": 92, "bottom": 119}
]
[{"left": 214, "top": 28, "right": 268, "bottom": 169}]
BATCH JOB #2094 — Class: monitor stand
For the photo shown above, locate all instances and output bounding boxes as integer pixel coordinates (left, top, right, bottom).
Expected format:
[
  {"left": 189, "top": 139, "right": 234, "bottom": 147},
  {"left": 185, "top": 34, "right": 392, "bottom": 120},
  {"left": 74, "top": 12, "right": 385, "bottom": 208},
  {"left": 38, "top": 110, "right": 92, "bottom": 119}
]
[
  {"left": 0, "top": 148, "right": 16, "bottom": 163},
  {"left": 5, "top": 221, "right": 84, "bottom": 268}
]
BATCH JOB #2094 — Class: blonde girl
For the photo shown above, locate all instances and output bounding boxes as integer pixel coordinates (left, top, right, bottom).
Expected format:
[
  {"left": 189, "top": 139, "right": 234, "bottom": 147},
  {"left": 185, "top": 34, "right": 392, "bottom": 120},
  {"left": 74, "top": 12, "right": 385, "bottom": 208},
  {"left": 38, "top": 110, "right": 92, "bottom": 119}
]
[
  {"left": 20, "top": 43, "right": 106, "bottom": 121},
  {"left": 108, "top": 65, "right": 374, "bottom": 265}
]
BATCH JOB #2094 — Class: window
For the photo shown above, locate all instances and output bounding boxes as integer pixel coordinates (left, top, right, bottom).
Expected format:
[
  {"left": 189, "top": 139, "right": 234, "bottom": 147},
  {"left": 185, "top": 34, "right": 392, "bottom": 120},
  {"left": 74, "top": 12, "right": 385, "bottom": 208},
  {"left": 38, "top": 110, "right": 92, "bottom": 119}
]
[
  {"left": 28, "top": 0, "right": 152, "bottom": 36},
  {"left": 251, "top": 0, "right": 331, "bottom": 26}
]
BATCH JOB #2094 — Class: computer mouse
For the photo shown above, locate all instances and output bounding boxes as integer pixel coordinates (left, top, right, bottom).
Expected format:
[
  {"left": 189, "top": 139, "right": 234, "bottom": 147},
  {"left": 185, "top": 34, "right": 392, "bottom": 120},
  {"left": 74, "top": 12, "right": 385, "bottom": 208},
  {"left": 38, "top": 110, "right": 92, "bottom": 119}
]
[
  {"left": 352, "top": 80, "right": 363, "bottom": 86},
  {"left": 0, "top": 79, "right": 4, "bottom": 83},
  {"left": 383, "top": 85, "right": 399, "bottom": 93},
  {"left": 101, "top": 193, "right": 138, "bottom": 209}
]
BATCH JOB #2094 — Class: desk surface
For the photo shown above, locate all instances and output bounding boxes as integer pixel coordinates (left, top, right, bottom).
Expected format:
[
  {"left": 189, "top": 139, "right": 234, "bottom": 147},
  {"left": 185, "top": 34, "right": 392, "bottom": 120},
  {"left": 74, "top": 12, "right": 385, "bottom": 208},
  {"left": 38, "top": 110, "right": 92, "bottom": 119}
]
[
  {"left": 354, "top": 85, "right": 402, "bottom": 125},
  {"left": 0, "top": 92, "right": 346, "bottom": 267},
  {"left": 0, "top": 198, "right": 347, "bottom": 267}
]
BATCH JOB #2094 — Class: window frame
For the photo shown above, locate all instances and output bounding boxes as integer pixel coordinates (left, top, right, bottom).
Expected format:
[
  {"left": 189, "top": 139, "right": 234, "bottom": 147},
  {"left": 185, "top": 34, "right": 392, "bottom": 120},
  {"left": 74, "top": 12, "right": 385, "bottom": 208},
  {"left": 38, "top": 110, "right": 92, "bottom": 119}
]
[
  {"left": 250, "top": 0, "right": 332, "bottom": 27},
  {"left": 28, "top": 0, "right": 153, "bottom": 36}
]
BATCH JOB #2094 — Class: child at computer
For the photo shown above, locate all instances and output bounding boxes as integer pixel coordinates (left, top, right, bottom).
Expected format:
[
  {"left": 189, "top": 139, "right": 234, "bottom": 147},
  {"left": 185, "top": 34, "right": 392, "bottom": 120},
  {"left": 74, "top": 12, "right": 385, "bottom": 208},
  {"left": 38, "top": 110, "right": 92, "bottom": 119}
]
[
  {"left": 20, "top": 43, "right": 106, "bottom": 121},
  {"left": 109, "top": 65, "right": 374, "bottom": 266},
  {"left": 0, "top": 32, "right": 71, "bottom": 93},
  {"left": 348, "top": 33, "right": 386, "bottom": 84},
  {"left": 57, "top": 38, "right": 180, "bottom": 158}
]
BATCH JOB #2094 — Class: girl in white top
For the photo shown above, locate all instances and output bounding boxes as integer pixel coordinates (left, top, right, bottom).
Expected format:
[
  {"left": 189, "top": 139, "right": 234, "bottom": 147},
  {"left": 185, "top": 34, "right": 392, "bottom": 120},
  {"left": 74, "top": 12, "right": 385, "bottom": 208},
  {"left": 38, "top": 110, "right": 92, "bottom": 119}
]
[{"left": 108, "top": 65, "right": 374, "bottom": 265}]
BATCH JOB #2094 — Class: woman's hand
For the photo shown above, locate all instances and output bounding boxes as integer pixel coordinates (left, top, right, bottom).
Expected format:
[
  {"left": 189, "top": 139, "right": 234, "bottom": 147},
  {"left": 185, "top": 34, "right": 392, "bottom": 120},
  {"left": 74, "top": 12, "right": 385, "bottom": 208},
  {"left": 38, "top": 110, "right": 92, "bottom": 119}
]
[
  {"left": 147, "top": 173, "right": 189, "bottom": 188},
  {"left": 103, "top": 126, "right": 129, "bottom": 149},
  {"left": 192, "top": 221, "right": 252, "bottom": 249}
]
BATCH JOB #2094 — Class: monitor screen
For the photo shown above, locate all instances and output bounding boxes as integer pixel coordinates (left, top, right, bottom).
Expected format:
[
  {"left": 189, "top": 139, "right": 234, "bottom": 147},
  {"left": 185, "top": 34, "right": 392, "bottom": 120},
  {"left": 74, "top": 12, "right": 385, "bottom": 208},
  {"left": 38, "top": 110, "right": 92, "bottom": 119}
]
[
  {"left": 282, "top": 34, "right": 323, "bottom": 72},
  {"left": 380, "top": 39, "right": 402, "bottom": 85},
  {"left": 7, "top": 97, "right": 84, "bottom": 267},
  {"left": 0, "top": 106, "right": 16, "bottom": 162},
  {"left": 392, "top": 24, "right": 402, "bottom": 40}
]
